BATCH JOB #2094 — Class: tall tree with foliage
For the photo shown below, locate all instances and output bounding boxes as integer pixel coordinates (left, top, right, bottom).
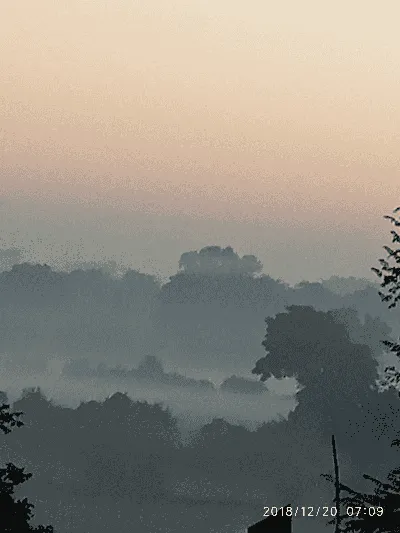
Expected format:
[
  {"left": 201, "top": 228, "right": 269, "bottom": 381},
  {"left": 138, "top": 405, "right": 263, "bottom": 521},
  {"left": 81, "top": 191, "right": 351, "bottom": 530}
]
[
  {"left": 372, "top": 206, "right": 400, "bottom": 392},
  {"left": 322, "top": 468, "right": 400, "bottom": 532},
  {"left": 0, "top": 397, "right": 54, "bottom": 532},
  {"left": 372, "top": 206, "right": 400, "bottom": 309}
]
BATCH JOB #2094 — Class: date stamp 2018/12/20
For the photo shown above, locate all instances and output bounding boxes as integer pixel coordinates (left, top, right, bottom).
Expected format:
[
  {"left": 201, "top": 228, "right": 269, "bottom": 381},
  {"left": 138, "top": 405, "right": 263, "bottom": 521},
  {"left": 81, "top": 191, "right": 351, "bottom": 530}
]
[{"left": 263, "top": 506, "right": 384, "bottom": 518}]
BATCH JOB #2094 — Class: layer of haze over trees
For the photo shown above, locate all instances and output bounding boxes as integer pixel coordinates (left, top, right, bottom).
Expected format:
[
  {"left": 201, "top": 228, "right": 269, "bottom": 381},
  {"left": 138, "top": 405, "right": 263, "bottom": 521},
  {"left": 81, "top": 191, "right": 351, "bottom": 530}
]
[{"left": 2, "top": 213, "right": 400, "bottom": 532}]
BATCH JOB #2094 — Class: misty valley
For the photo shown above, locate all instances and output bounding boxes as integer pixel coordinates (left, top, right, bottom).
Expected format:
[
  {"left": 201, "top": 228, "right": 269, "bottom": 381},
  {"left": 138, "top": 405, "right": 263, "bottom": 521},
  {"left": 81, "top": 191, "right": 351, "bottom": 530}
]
[
  {"left": 1, "top": 233, "right": 400, "bottom": 533},
  {"left": 2, "top": 1, "right": 399, "bottom": 529}
]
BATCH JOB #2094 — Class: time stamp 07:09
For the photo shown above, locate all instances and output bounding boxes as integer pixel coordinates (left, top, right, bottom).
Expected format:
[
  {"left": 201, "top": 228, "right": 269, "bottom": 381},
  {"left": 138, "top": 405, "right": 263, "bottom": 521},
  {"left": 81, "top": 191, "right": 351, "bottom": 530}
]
[{"left": 263, "top": 506, "right": 384, "bottom": 518}]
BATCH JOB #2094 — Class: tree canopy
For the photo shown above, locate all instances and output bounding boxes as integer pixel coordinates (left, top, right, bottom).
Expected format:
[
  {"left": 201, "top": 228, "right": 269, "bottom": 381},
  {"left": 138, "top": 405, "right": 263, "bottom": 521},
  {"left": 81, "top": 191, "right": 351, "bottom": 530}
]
[
  {"left": 372, "top": 206, "right": 400, "bottom": 309},
  {"left": 371, "top": 206, "right": 400, "bottom": 393},
  {"left": 0, "top": 395, "right": 54, "bottom": 532},
  {"left": 178, "top": 246, "right": 263, "bottom": 276}
]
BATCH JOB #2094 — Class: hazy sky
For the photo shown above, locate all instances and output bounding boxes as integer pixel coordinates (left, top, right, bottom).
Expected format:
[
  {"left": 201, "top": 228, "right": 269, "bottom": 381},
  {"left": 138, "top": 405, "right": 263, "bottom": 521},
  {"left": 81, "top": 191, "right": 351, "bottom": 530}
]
[{"left": 1, "top": 1, "right": 399, "bottom": 282}]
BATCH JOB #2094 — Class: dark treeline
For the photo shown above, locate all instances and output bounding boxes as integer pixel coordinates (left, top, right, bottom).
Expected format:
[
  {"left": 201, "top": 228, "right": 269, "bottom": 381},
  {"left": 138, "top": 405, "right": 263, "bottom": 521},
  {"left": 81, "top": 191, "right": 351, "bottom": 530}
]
[
  {"left": 1, "top": 241, "right": 400, "bottom": 532},
  {"left": 62, "top": 354, "right": 215, "bottom": 391},
  {"left": 0, "top": 245, "right": 395, "bottom": 377},
  {"left": 62, "top": 354, "right": 271, "bottom": 395},
  {"left": 0, "top": 374, "right": 396, "bottom": 533}
]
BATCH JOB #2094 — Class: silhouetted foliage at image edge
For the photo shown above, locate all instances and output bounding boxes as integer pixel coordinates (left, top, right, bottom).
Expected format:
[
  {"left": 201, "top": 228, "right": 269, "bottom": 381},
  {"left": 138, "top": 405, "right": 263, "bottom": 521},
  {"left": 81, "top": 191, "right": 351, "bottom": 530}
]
[
  {"left": 316, "top": 205, "right": 400, "bottom": 532},
  {"left": 0, "top": 398, "right": 54, "bottom": 532}
]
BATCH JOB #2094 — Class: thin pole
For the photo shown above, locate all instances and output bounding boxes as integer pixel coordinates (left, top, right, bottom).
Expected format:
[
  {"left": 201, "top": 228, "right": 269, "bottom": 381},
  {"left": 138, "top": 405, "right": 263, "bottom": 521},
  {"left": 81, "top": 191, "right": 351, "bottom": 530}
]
[{"left": 332, "top": 434, "right": 341, "bottom": 533}]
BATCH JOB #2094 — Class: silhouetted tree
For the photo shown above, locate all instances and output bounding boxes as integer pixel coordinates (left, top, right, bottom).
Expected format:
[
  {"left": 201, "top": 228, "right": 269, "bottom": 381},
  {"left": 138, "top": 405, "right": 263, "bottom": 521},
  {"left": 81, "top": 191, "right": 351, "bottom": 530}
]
[
  {"left": 178, "top": 246, "right": 263, "bottom": 276},
  {"left": 372, "top": 206, "right": 400, "bottom": 309},
  {"left": 252, "top": 306, "right": 378, "bottom": 399},
  {"left": 252, "top": 305, "right": 400, "bottom": 479},
  {"left": 0, "top": 395, "right": 54, "bottom": 532},
  {"left": 371, "top": 206, "right": 400, "bottom": 393},
  {"left": 322, "top": 468, "right": 400, "bottom": 532},
  {"left": 0, "top": 399, "right": 23, "bottom": 435}
]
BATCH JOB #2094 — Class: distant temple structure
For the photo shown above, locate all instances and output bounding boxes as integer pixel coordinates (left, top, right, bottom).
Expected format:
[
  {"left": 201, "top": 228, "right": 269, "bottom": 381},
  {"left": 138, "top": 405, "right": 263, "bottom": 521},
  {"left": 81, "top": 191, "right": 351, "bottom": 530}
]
[{"left": 247, "top": 505, "right": 292, "bottom": 532}]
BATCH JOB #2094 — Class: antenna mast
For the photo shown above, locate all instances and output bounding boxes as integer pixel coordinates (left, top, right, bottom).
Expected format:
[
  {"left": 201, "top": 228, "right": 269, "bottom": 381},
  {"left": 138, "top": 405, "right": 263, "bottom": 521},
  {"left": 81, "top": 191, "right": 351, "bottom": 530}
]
[{"left": 332, "top": 434, "right": 341, "bottom": 533}]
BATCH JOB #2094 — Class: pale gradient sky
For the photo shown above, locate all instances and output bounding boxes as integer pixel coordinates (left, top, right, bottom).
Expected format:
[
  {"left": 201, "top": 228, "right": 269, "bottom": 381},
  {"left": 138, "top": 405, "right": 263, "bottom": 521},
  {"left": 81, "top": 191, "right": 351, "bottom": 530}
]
[{"left": 1, "top": 1, "right": 399, "bottom": 281}]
